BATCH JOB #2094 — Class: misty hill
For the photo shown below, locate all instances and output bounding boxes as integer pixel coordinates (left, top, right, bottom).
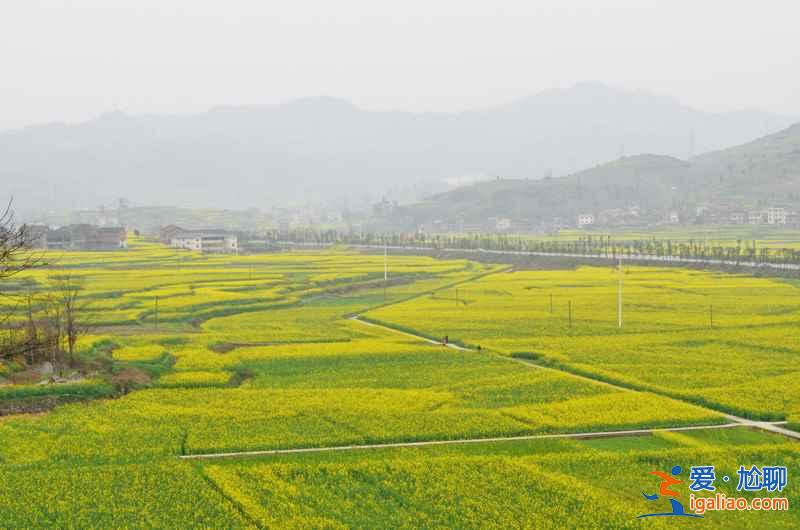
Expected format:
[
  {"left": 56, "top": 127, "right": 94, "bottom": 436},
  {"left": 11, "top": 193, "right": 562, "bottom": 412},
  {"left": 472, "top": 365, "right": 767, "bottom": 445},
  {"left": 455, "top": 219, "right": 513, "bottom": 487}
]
[
  {"left": 688, "top": 123, "right": 800, "bottom": 204},
  {"left": 392, "top": 123, "right": 800, "bottom": 229},
  {"left": 1, "top": 83, "right": 795, "bottom": 214}
]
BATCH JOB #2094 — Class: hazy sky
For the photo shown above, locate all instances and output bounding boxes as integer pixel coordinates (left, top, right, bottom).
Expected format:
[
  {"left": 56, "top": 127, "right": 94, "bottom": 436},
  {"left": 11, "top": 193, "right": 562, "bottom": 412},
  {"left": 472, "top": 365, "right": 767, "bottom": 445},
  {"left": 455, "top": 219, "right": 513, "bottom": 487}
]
[{"left": 1, "top": 0, "right": 798, "bottom": 131}]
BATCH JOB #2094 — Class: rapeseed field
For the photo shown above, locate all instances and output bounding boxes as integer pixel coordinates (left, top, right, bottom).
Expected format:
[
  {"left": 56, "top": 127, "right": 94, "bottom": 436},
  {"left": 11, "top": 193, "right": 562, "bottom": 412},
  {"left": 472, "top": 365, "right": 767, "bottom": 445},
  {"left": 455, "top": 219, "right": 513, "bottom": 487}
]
[{"left": 1, "top": 239, "right": 797, "bottom": 526}]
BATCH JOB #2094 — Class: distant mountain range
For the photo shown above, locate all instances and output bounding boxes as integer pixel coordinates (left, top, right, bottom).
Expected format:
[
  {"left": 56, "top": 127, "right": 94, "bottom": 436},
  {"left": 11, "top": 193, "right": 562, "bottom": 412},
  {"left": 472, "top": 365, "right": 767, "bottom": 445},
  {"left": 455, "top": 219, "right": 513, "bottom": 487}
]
[
  {"left": 1, "top": 82, "right": 795, "bottom": 214},
  {"left": 389, "top": 122, "right": 800, "bottom": 229}
]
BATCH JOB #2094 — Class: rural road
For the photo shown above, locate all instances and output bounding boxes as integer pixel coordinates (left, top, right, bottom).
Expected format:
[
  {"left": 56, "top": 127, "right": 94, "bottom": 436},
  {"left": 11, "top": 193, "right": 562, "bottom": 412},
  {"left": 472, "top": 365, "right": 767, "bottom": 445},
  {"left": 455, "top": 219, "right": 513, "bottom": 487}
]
[{"left": 180, "top": 421, "right": 774, "bottom": 460}]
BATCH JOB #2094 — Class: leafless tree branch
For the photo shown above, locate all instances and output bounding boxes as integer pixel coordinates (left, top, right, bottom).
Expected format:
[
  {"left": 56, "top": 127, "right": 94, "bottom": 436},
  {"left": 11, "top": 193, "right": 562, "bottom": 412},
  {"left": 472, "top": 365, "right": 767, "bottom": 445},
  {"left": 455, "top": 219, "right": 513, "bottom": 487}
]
[{"left": 0, "top": 198, "right": 43, "bottom": 282}]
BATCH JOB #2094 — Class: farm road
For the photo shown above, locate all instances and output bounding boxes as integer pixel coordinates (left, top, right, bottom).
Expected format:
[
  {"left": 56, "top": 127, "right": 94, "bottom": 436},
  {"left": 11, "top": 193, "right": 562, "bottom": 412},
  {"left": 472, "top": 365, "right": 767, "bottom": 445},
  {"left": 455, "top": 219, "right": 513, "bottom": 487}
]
[{"left": 180, "top": 420, "right": 777, "bottom": 460}]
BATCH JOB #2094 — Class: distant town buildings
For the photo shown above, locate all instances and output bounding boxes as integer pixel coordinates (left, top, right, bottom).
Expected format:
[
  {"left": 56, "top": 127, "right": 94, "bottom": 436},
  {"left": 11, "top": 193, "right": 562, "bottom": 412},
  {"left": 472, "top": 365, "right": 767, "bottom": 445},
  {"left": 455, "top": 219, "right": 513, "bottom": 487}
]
[{"left": 409, "top": 201, "right": 800, "bottom": 234}]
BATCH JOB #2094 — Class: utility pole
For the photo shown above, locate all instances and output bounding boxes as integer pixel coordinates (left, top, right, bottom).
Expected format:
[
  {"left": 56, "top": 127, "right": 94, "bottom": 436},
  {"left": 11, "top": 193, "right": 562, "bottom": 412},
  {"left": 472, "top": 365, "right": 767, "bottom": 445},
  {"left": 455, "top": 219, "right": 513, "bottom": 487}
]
[{"left": 617, "top": 256, "right": 623, "bottom": 329}]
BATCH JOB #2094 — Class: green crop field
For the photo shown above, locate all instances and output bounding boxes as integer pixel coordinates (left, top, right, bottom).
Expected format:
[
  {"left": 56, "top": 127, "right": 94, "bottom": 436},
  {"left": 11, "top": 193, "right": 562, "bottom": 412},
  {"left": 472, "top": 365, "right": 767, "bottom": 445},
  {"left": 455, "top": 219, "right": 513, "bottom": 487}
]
[{"left": 1, "top": 237, "right": 798, "bottom": 527}]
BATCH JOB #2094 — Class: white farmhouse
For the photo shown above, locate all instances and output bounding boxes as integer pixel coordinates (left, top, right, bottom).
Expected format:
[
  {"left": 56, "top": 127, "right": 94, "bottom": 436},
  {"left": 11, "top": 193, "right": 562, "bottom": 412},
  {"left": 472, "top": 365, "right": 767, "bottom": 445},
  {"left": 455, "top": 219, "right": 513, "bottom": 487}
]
[
  {"left": 577, "top": 214, "right": 595, "bottom": 227},
  {"left": 767, "top": 207, "right": 787, "bottom": 225},
  {"left": 169, "top": 228, "right": 238, "bottom": 254}
]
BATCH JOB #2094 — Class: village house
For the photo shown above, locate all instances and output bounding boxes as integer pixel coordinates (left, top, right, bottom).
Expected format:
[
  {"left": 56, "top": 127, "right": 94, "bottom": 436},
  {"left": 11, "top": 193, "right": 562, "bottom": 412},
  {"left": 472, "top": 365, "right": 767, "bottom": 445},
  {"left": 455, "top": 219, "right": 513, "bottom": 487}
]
[
  {"left": 94, "top": 227, "right": 128, "bottom": 249},
  {"left": 45, "top": 225, "right": 127, "bottom": 250},
  {"left": 22, "top": 225, "right": 49, "bottom": 249},
  {"left": 158, "top": 224, "right": 184, "bottom": 244},
  {"left": 162, "top": 226, "right": 238, "bottom": 254}
]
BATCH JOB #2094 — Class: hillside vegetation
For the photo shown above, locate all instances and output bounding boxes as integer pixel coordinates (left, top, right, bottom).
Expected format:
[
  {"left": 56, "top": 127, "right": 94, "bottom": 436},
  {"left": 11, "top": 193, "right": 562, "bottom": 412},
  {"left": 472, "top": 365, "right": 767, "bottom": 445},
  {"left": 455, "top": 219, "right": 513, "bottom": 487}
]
[{"left": 395, "top": 123, "right": 800, "bottom": 227}]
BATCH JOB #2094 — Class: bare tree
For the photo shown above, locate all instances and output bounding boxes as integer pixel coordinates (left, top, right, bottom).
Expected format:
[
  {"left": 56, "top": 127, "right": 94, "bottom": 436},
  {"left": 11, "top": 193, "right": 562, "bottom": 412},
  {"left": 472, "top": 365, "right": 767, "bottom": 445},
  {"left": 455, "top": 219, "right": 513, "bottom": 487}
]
[
  {"left": 49, "top": 273, "right": 91, "bottom": 367},
  {"left": 0, "top": 199, "right": 44, "bottom": 365},
  {"left": 0, "top": 199, "right": 39, "bottom": 283},
  {"left": 40, "top": 290, "right": 65, "bottom": 371},
  {"left": 23, "top": 288, "right": 41, "bottom": 365}
]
